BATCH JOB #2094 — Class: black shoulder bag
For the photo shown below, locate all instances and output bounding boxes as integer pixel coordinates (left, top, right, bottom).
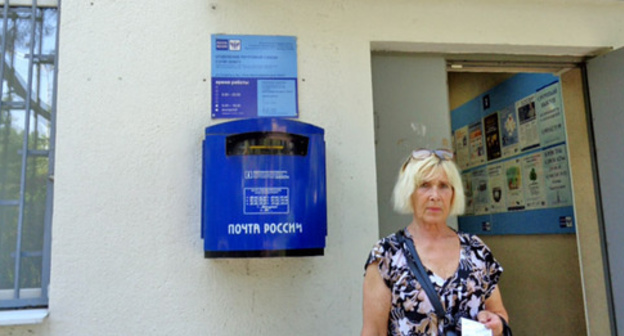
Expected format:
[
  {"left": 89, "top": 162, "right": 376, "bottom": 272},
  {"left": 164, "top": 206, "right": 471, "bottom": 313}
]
[{"left": 397, "top": 230, "right": 512, "bottom": 336}]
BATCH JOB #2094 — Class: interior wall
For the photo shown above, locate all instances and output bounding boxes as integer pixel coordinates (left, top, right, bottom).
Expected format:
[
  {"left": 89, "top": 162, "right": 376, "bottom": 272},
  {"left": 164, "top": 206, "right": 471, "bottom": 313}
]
[
  {"left": 372, "top": 54, "right": 456, "bottom": 239},
  {"left": 447, "top": 71, "right": 586, "bottom": 335}
]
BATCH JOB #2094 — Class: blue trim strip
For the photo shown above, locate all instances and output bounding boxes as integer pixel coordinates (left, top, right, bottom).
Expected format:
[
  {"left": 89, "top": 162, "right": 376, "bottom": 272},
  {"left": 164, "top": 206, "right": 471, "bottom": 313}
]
[{"left": 458, "top": 206, "right": 575, "bottom": 235}]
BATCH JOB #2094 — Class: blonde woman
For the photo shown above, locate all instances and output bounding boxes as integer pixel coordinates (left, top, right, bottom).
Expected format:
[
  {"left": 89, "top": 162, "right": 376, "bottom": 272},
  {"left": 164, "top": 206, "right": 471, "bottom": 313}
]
[{"left": 362, "top": 149, "right": 510, "bottom": 336}]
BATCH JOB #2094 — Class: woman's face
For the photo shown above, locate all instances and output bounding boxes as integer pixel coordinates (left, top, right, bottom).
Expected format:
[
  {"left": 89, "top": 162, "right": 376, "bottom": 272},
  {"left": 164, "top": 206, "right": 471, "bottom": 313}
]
[{"left": 411, "top": 168, "right": 454, "bottom": 225}]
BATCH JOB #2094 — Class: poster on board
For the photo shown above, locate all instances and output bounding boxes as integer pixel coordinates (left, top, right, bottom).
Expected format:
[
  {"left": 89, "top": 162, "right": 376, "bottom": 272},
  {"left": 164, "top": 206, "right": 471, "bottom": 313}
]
[
  {"left": 487, "top": 163, "right": 507, "bottom": 213},
  {"left": 484, "top": 112, "right": 502, "bottom": 161},
  {"left": 504, "top": 157, "right": 525, "bottom": 211},
  {"left": 499, "top": 105, "right": 520, "bottom": 158},
  {"left": 462, "top": 172, "right": 474, "bottom": 215},
  {"left": 468, "top": 121, "right": 486, "bottom": 167},
  {"left": 454, "top": 126, "right": 470, "bottom": 169},
  {"left": 471, "top": 167, "right": 490, "bottom": 215},
  {"left": 543, "top": 144, "right": 573, "bottom": 207},
  {"left": 521, "top": 152, "right": 548, "bottom": 209},
  {"left": 211, "top": 35, "right": 298, "bottom": 119},
  {"left": 516, "top": 94, "right": 540, "bottom": 151},
  {"left": 536, "top": 82, "right": 566, "bottom": 147}
]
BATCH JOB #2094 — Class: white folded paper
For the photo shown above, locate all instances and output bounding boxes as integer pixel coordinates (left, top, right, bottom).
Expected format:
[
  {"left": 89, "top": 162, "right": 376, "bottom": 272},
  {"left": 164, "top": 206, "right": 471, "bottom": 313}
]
[{"left": 461, "top": 317, "right": 492, "bottom": 336}]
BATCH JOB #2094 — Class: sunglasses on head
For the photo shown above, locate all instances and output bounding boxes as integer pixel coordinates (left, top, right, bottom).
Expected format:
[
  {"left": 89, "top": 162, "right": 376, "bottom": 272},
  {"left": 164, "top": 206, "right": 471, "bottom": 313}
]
[
  {"left": 402, "top": 148, "right": 454, "bottom": 171},
  {"left": 411, "top": 148, "right": 454, "bottom": 160}
]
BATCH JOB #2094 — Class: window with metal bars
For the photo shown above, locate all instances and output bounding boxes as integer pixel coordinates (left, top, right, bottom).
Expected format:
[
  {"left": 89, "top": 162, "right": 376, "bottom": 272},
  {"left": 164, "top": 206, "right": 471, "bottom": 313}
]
[{"left": 0, "top": 1, "right": 58, "bottom": 309}]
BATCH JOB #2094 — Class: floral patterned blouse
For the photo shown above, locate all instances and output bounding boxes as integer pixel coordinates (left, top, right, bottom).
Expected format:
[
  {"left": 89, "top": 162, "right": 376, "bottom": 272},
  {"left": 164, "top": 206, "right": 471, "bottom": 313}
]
[{"left": 364, "top": 228, "right": 503, "bottom": 336}]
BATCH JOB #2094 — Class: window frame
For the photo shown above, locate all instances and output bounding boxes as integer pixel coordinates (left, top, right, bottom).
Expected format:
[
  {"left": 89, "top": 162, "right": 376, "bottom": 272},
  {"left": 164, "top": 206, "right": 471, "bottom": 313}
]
[{"left": 0, "top": 0, "right": 59, "bottom": 310}]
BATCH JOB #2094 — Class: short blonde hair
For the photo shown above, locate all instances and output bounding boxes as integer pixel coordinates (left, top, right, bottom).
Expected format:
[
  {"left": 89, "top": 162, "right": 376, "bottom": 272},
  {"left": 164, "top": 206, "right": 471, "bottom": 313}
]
[{"left": 392, "top": 154, "right": 465, "bottom": 215}]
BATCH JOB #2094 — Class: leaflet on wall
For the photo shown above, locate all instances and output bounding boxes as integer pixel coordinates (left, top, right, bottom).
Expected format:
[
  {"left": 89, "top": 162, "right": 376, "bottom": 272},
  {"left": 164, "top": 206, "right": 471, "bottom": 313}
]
[
  {"left": 504, "top": 158, "right": 525, "bottom": 211},
  {"left": 499, "top": 105, "right": 520, "bottom": 158},
  {"left": 521, "top": 152, "right": 548, "bottom": 209},
  {"left": 454, "top": 126, "right": 470, "bottom": 169},
  {"left": 462, "top": 172, "right": 474, "bottom": 215},
  {"left": 536, "top": 82, "right": 566, "bottom": 147},
  {"left": 487, "top": 163, "right": 506, "bottom": 213},
  {"left": 211, "top": 35, "right": 298, "bottom": 118},
  {"left": 471, "top": 167, "right": 490, "bottom": 215},
  {"left": 468, "top": 121, "right": 486, "bottom": 167},
  {"left": 484, "top": 112, "right": 502, "bottom": 161},
  {"left": 516, "top": 94, "right": 540, "bottom": 151},
  {"left": 543, "top": 144, "right": 573, "bottom": 207}
]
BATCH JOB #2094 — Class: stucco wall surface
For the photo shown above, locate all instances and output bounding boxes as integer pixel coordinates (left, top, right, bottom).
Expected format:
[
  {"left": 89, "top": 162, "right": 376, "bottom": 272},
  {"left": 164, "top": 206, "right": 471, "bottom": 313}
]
[{"left": 4, "top": 0, "right": 624, "bottom": 335}]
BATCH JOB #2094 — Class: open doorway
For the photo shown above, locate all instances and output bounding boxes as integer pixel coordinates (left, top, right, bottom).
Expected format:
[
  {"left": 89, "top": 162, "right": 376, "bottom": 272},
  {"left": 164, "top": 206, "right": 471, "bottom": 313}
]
[
  {"left": 448, "top": 69, "right": 585, "bottom": 336},
  {"left": 371, "top": 52, "right": 612, "bottom": 335}
]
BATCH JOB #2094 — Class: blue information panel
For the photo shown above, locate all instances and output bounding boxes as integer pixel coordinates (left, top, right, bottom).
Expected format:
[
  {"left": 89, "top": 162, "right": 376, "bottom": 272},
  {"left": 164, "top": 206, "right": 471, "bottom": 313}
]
[
  {"left": 211, "top": 35, "right": 298, "bottom": 118},
  {"left": 451, "top": 74, "right": 576, "bottom": 235}
]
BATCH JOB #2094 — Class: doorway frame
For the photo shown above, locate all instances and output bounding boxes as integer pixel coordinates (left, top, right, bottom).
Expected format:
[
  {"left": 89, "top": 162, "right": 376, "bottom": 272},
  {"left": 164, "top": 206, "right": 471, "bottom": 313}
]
[{"left": 370, "top": 41, "right": 615, "bottom": 336}]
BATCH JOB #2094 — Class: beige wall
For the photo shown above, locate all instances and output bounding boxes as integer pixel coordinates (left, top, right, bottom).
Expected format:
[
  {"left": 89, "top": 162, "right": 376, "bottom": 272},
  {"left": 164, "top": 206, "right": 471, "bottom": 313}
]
[{"left": 484, "top": 234, "right": 585, "bottom": 335}]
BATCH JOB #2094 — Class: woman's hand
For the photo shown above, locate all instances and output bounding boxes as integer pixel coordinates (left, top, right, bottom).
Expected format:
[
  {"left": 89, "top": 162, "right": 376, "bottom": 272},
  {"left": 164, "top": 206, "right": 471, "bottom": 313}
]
[
  {"left": 478, "top": 286, "right": 509, "bottom": 336},
  {"left": 477, "top": 310, "right": 504, "bottom": 336}
]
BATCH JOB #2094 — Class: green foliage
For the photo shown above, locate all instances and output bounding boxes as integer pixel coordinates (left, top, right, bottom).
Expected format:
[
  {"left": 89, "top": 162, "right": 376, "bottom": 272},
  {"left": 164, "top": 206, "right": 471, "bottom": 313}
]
[{"left": 0, "top": 110, "right": 49, "bottom": 290}]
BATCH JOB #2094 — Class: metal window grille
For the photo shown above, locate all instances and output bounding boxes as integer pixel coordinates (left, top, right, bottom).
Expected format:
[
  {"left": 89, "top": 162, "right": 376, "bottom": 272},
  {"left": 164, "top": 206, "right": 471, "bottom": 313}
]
[{"left": 0, "top": 0, "right": 58, "bottom": 309}]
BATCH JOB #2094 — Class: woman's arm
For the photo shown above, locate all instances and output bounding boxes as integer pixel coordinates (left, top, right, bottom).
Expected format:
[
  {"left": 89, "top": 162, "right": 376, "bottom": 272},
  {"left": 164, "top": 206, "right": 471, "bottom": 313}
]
[
  {"left": 361, "top": 262, "right": 391, "bottom": 336},
  {"left": 477, "top": 286, "right": 509, "bottom": 336}
]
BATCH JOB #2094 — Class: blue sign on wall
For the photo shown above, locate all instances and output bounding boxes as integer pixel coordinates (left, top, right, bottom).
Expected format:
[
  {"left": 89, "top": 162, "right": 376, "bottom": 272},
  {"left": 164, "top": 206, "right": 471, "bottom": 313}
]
[{"left": 211, "top": 35, "right": 299, "bottom": 119}]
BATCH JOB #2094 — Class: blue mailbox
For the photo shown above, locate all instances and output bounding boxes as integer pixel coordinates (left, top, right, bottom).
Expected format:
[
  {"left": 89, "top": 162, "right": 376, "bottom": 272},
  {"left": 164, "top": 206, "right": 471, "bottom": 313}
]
[{"left": 202, "top": 118, "right": 327, "bottom": 258}]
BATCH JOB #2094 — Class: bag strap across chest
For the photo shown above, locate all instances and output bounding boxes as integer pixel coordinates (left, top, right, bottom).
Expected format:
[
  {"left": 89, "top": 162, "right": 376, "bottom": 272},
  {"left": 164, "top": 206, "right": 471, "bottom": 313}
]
[{"left": 396, "top": 229, "right": 447, "bottom": 319}]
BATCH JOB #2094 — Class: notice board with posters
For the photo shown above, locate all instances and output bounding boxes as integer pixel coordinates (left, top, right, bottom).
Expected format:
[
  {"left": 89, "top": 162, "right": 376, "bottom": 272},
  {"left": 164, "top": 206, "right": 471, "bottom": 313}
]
[{"left": 451, "top": 73, "right": 575, "bottom": 235}]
